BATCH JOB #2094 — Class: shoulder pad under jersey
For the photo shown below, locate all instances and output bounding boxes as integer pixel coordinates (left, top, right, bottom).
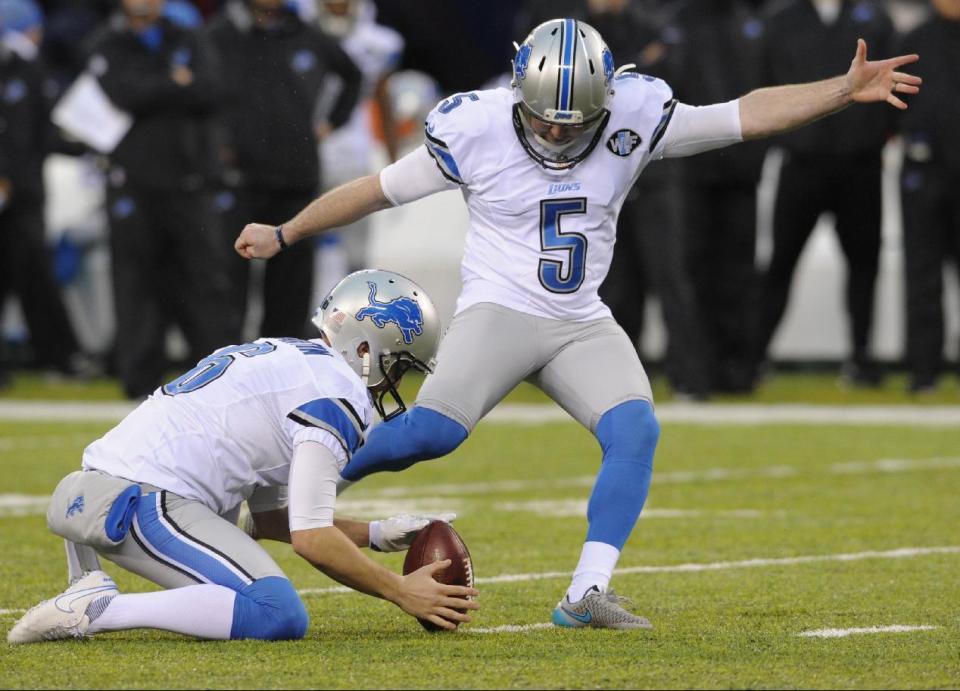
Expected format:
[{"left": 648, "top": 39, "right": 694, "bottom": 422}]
[{"left": 423, "top": 88, "right": 510, "bottom": 185}]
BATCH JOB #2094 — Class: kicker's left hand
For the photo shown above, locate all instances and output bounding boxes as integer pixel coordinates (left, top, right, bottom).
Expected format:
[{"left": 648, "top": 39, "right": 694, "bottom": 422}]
[{"left": 846, "top": 38, "right": 921, "bottom": 110}]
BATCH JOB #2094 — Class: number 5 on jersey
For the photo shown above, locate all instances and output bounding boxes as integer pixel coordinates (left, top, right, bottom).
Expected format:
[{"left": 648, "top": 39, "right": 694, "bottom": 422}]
[{"left": 539, "top": 198, "right": 587, "bottom": 294}]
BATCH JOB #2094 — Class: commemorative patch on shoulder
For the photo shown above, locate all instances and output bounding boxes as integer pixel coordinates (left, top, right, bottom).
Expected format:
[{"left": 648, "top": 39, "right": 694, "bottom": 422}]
[{"left": 606, "top": 129, "right": 642, "bottom": 157}]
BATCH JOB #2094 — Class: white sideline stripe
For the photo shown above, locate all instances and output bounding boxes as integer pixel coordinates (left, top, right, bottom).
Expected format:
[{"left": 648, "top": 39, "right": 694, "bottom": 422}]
[
  {"left": 483, "top": 403, "right": 960, "bottom": 427},
  {"left": 0, "top": 494, "right": 50, "bottom": 517},
  {"left": 0, "top": 608, "right": 25, "bottom": 616},
  {"left": 354, "top": 457, "right": 957, "bottom": 500},
  {"left": 297, "top": 545, "right": 960, "bottom": 597},
  {"left": 0, "top": 401, "right": 138, "bottom": 422},
  {"left": 493, "top": 500, "right": 767, "bottom": 519},
  {"left": 6, "top": 400, "right": 960, "bottom": 426},
  {"left": 3, "top": 457, "right": 958, "bottom": 518},
  {"left": 299, "top": 585, "right": 352, "bottom": 595},
  {"left": 0, "top": 434, "right": 93, "bottom": 451},
  {"left": 4, "top": 457, "right": 951, "bottom": 516},
  {"left": 465, "top": 623, "right": 555, "bottom": 634},
  {"left": 0, "top": 493, "right": 462, "bottom": 521},
  {"left": 334, "top": 498, "right": 464, "bottom": 519},
  {"left": 831, "top": 457, "right": 960, "bottom": 474},
  {"left": 798, "top": 625, "right": 939, "bottom": 638}
]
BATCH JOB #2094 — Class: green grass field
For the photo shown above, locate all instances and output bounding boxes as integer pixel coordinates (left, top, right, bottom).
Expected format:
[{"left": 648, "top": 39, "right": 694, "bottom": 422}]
[{"left": 1, "top": 375, "right": 959, "bottom": 689}]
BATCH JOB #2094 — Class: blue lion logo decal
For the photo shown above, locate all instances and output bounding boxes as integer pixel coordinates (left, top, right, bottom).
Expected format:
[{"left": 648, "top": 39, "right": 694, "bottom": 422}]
[
  {"left": 355, "top": 282, "right": 424, "bottom": 345},
  {"left": 602, "top": 48, "right": 615, "bottom": 85},
  {"left": 514, "top": 43, "right": 532, "bottom": 81},
  {"left": 66, "top": 495, "right": 84, "bottom": 518}
]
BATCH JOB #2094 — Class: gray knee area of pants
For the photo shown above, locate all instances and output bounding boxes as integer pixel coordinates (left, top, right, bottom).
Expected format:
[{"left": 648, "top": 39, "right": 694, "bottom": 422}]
[{"left": 98, "top": 486, "right": 287, "bottom": 590}]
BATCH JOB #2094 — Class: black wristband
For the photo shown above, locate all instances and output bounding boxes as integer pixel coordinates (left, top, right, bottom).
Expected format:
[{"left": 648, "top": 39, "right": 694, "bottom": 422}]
[{"left": 275, "top": 225, "right": 288, "bottom": 251}]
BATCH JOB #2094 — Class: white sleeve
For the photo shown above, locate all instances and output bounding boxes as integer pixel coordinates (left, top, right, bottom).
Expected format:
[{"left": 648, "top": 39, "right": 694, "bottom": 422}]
[
  {"left": 378, "top": 144, "right": 458, "bottom": 206},
  {"left": 657, "top": 100, "right": 744, "bottom": 159},
  {"left": 287, "top": 440, "right": 340, "bottom": 532}
]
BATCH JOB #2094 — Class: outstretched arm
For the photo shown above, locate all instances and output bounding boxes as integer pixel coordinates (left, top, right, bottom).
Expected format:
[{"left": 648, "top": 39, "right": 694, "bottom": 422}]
[
  {"left": 234, "top": 174, "right": 390, "bottom": 260},
  {"left": 740, "top": 39, "right": 920, "bottom": 140},
  {"left": 235, "top": 143, "right": 457, "bottom": 260}
]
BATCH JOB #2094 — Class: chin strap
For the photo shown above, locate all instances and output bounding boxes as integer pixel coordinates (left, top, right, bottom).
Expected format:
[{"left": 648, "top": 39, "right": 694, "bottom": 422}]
[{"left": 360, "top": 352, "right": 371, "bottom": 383}]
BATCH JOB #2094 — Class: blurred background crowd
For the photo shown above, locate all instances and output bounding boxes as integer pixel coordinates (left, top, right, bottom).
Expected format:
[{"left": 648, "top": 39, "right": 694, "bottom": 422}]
[{"left": 0, "top": 0, "right": 957, "bottom": 401}]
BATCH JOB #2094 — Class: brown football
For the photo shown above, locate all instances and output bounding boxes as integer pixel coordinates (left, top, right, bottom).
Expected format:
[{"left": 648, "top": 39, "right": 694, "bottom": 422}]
[{"left": 402, "top": 521, "right": 474, "bottom": 631}]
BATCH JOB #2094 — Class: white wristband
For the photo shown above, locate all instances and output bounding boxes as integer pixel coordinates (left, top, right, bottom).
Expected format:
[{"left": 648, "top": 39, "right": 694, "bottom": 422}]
[{"left": 368, "top": 520, "right": 382, "bottom": 551}]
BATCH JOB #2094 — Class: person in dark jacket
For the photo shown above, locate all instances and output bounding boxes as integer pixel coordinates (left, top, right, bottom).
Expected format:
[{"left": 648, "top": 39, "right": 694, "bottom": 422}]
[
  {"left": 594, "top": 0, "right": 712, "bottom": 399},
  {"left": 85, "top": 0, "right": 235, "bottom": 399},
  {"left": 668, "top": 0, "right": 768, "bottom": 394},
  {"left": 206, "top": 0, "right": 361, "bottom": 339},
  {"left": 0, "top": 36, "right": 88, "bottom": 381},
  {"left": 755, "top": 0, "right": 895, "bottom": 386},
  {"left": 898, "top": 0, "right": 960, "bottom": 393}
]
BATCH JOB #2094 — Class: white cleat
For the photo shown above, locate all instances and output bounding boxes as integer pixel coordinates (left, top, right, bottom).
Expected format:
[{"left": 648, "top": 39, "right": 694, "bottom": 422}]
[{"left": 7, "top": 570, "right": 118, "bottom": 645}]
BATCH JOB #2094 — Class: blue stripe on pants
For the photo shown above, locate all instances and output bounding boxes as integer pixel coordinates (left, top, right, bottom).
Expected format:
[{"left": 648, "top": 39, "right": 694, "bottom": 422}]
[{"left": 135, "top": 492, "right": 251, "bottom": 592}]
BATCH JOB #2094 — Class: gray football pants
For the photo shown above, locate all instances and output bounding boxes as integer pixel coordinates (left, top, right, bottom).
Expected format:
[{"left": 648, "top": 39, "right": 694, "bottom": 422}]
[
  {"left": 95, "top": 486, "right": 286, "bottom": 590},
  {"left": 416, "top": 302, "right": 654, "bottom": 433}
]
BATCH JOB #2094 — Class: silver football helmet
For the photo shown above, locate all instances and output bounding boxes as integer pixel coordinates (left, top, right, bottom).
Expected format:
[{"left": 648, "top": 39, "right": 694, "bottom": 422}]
[
  {"left": 511, "top": 18, "right": 615, "bottom": 170},
  {"left": 312, "top": 270, "right": 440, "bottom": 420}
]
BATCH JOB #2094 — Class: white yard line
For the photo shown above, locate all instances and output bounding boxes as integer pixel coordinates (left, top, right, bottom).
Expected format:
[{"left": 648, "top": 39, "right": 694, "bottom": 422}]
[
  {"left": 297, "top": 545, "right": 960, "bottom": 597},
  {"left": 650, "top": 403, "right": 960, "bottom": 427},
  {"left": 0, "top": 494, "right": 465, "bottom": 521},
  {"left": 493, "top": 500, "right": 767, "bottom": 519},
  {"left": 3, "top": 457, "right": 958, "bottom": 518},
  {"left": 0, "top": 401, "right": 137, "bottom": 422},
  {"left": 463, "top": 622, "right": 943, "bottom": 637},
  {"left": 352, "top": 457, "right": 956, "bottom": 500},
  {"left": 465, "top": 623, "right": 555, "bottom": 634},
  {"left": 5, "top": 400, "right": 960, "bottom": 426},
  {"left": 0, "top": 608, "right": 25, "bottom": 616},
  {"left": 798, "top": 625, "right": 939, "bottom": 638},
  {"left": 831, "top": 457, "right": 960, "bottom": 474},
  {"left": 0, "top": 434, "right": 93, "bottom": 451},
  {"left": 0, "top": 494, "right": 52, "bottom": 517},
  {"left": 327, "top": 497, "right": 464, "bottom": 520}
]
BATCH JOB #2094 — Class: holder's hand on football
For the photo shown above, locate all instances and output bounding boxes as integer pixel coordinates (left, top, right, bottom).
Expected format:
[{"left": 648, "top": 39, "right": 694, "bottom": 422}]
[
  {"left": 395, "top": 559, "right": 479, "bottom": 630},
  {"left": 369, "top": 513, "right": 457, "bottom": 552}
]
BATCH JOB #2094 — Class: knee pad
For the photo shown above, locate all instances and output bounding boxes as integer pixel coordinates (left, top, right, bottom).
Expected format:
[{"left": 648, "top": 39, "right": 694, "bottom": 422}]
[
  {"left": 596, "top": 399, "right": 660, "bottom": 463},
  {"left": 230, "top": 576, "right": 308, "bottom": 641}
]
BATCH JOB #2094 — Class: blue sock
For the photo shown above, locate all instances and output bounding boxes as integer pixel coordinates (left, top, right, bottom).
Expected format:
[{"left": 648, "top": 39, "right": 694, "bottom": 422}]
[
  {"left": 341, "top": 406, "right": 468, "bottom": 481},
  {"left": 585, "top": 399, "right": 659, "bottom": 549}
]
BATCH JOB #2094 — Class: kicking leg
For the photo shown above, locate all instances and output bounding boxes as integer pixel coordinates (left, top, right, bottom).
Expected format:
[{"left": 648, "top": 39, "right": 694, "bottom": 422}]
[
  {"left": 342, "top": 303, "right": 538, "bottom": 482},
  {"left": 341, "top": 406, "right": 467, "bottom": 481}
]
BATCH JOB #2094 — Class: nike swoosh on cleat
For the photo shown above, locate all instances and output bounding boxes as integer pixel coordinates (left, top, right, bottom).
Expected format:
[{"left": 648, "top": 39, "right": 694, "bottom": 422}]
[
  {"left": 53, "top": 586, "right": 117, "bottom": 614},
  {"left": 560, "top": 606, "right": 592, "bottom": 624}
]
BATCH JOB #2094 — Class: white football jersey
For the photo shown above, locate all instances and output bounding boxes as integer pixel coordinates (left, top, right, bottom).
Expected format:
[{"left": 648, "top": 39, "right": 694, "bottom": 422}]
[
  {"left": 423, "top": 75, "right": 676, "bottom": 322},
  {"left": 82, "top": 338, "right": 373, "bottom": 516}
]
